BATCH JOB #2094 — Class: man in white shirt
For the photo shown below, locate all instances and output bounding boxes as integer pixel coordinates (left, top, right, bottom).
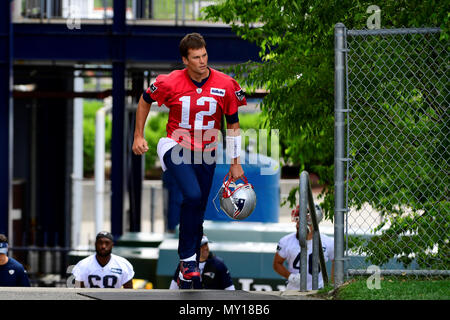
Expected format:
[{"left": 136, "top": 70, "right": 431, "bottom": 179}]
[
  {"left": 273, "top": 205, "right": 334, "bottom": 290},
  {"left": 72, "top": 231, "right": 135, "bottom": 288}
]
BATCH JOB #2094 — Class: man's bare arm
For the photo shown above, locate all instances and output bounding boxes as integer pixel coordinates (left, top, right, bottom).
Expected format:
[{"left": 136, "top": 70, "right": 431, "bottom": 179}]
[
  {"left": 273, "top": 252, "right": 290, "bottom": 279},
  {"left": 226, "top": 121, "right": 244, "bottom": 181},
  {"left": 132, "top": 94, "right": 151, "bottom": 155},
  {"left": 123, "top": 279, "right": 133, "bottom": 289}
]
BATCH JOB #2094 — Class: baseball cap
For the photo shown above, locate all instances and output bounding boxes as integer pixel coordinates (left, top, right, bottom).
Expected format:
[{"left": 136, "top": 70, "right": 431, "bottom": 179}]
[
  {"left": 200, "top": 235, "right": 209, "bottom": 246},
  {"left": 0, "top": 242, "right": 8, "bottom": 255},
  {"left": 96, "top": 231, "right": 114, "bottom": 242}
]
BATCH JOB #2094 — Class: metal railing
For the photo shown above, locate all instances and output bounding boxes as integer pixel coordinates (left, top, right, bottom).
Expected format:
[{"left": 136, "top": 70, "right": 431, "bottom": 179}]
[
  {"left": 8, "top": 246, "right": 95, "bottom": 286},
  {"left": 15, "top": 0, "right": 221, "bottom": 24},
  {"left": 298, "top": 171, "right": 328, "bottom": 291}
]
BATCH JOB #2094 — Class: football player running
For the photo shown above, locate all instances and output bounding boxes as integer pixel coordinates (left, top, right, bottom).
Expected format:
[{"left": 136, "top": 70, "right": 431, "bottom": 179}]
[
  {"left": 273, "top": 205, "right": 334, "bottom": 291},
  {"left": 132, "top": 33, "right": 247, "bottom": 289},
  {"left": 71, "top": 231, "right": 134, "bottom": 288}
]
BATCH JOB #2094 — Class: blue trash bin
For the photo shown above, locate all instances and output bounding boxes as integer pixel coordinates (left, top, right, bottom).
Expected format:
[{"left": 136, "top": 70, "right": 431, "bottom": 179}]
[
  {"left": 162, "top": 144, "right": 281, "bottom": 226},
  {"left": 205, "top": 145, "right": 280, "bottom": 223}
]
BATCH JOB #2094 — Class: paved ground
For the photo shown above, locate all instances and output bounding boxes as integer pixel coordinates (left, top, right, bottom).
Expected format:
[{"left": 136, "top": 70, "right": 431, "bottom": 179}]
[{"left": 0, "top": 287, "right": 321, "bottom": 300}]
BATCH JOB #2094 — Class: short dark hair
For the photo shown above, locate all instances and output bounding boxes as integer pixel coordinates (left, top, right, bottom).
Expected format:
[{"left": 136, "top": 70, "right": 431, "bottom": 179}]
[
  {"left": 179, "top": 33, "right": 206, "bottom": 58},
  {"left": 0, "top": 234, "right": 7, "bottom": 243}
]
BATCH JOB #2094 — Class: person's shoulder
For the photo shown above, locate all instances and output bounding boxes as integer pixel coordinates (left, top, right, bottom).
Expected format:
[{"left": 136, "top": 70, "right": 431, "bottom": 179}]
[
  {"left": 208, "top": 255, "right": 230, "bottom": 272},
  {"left": 75, "top": 254, "right": 95, "bottom": 267},
  {"left": 279, "top": 232, "right": 297, "bottom": 244},
  {"left": 154, "top": 69, "right": 187, "bottom": 91},
  {"left": 6, "top": 257, "right": 25, "bottom": 270},
  {"left": 320, "top": 233, "right": 334, "bottom": 247},
  {"left": 159, "top": 69, "right": 185, "bottom": 82},
  {"left": 320, "top": 233, "right": 334, "bottom": 242},
  {"left": 210, "top": 255, "right": 226, "bottom": 266}
]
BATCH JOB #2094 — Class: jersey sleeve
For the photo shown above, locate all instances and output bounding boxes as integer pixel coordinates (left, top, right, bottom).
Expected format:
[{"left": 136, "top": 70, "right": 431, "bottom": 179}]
[
  {"left": 121, "top": 259, "right": 135, "bottom": 285},
  {"left": 276, "top": 236, "right": 289, "bottom": 259},
  {"left": 322, "top": 234, "right": 335, "bottom": 261},
  {"left": 71, "top": 261, "right": 85, "bottom": 283},
  {"left": 147, "top": 74, "right": 171, "bottom": 107},
  {"left": 223, "top": 78, "right": 246, "bottom": 115}
]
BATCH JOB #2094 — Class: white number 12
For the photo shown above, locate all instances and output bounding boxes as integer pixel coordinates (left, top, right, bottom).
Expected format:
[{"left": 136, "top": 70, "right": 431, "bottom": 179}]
[{"left": 178, "top": 96, "right": 217, "bottom": 130}]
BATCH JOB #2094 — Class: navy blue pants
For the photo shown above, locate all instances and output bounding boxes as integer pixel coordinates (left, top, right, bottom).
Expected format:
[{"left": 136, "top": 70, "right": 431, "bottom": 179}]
[
  {"left": 162, "top": 170, "right": 183, "bottom": 232},
  {"left": 163, "top": 146, "right": 216, "bottom": 260}
]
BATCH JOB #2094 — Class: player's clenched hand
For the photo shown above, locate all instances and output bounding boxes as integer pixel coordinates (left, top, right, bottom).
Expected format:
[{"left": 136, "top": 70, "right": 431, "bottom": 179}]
[
  {"left": 229, "top": 163, "right": 244, "bottom": 182},
  {"left": 132, "top": 136, "right": 149, "bottom": 155},
  {"left": 288, "top": 273, "right": 300, "bottom": 287}
]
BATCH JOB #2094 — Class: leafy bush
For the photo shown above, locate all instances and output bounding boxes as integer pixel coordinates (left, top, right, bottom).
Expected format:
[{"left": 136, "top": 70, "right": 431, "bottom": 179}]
[
  {"left": 83, "top": 100, "right": 112, "bottom": 177},
  {"left": 143, "top": 112, "right": 169, "bottom": 171}
]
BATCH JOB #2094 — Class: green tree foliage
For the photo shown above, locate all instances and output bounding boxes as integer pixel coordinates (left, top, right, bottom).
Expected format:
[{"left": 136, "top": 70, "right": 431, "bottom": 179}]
[
  {"left": 203, "top": 0, "right": 448, "bottom": 269},
  {"left": 83, "top": 100, "right": 112, "bottom": 177},
  {"left": 82, "top": 100, "right": 169, "bottom": 177},
  {"left": 144, "top": 112, "right": 169, "bottom": 171}
]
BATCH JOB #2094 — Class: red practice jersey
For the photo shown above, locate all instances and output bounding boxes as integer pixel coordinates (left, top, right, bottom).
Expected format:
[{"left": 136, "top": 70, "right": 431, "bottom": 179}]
[{"left": 146, "top": 68, "right": 246, "bottom": 151}]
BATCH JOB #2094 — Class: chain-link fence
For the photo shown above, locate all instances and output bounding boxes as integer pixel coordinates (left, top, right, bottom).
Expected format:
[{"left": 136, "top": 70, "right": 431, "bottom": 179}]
[{"left": 335, "top": 24, "right": 449, "bottom": 282}]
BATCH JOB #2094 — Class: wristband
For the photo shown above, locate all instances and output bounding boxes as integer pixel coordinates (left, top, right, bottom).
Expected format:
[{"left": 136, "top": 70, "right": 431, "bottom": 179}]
[{"left": 226, "top": 135, "right": 241, "bottom": 159}]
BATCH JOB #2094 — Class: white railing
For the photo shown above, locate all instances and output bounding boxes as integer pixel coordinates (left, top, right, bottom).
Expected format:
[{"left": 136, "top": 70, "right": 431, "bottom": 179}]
[{"left": 14, "top": 0, "right": 221, "bottom": 24}]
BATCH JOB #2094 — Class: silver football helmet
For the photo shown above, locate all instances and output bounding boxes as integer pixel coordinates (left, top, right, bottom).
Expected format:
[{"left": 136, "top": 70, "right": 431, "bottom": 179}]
[{"left": 214, "top": 174, "right": 257, "bottom": 220}]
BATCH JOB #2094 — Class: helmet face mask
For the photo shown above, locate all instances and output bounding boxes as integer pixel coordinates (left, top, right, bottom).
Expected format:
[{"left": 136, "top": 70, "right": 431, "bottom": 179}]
[{"left": 216, "top": 175, "right": 257, "bottom": 220}]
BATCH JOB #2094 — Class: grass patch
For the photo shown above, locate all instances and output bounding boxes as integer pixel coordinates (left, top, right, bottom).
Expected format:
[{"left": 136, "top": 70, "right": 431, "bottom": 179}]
[{"left": 316, "top": 278, "right": 450, "bottom": 300}]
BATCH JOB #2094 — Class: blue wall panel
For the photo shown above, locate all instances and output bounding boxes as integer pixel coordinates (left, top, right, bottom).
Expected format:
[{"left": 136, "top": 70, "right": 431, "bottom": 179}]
[
  {"left": 0, "top": 0, "right": 13, "bottom": 236},
  {"left": 13, "top": 23, "right": 260, "bottom": 64}
]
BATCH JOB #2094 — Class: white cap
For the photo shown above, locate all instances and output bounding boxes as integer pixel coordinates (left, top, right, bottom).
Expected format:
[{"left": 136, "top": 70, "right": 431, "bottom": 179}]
[
  {"left": 0, "top": 242, "right": 8, "bottom": 255},
  {"left": 200, "top": 235, "right": 209, "bottom": 246}
]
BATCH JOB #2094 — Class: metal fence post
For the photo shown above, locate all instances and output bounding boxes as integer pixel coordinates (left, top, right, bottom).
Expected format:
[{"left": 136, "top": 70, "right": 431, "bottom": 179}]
[
  {"left": 334, "top": 22, "right": 347, "bottom": 288},
  {"left": 299, "top": 171, "right": 329, "bottom": 291},
  {"left": 149, "top": 186, "right": 155, "bottom": 233},
  {"left": 298, "top": 172, "right": 308, "bottom": 291}
]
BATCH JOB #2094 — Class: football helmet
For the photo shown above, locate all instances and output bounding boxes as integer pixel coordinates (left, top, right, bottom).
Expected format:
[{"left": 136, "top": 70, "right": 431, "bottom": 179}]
[
  {"left": 214, "top": 174, "right": 256, "bottom": 220},
  {"left": 291, "top": 204, "right": 323, "bottom": 225}
]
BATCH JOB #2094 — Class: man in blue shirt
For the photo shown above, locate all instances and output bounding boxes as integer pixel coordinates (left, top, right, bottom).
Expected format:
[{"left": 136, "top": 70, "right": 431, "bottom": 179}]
[{"left": 0, "top": 234, "right": 31, "bottom": 287}]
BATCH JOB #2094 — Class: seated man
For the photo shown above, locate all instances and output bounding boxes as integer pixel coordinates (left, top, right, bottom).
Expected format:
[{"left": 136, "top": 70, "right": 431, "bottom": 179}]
[
  {"left": 273, "top": 205, "right": 334, "bottom": 290},
  {"left": 0, "top": 234, "right": 30, "bottom": 287},
  {"left": 71, "top": 231, "right": 134, "bottom": 288}
]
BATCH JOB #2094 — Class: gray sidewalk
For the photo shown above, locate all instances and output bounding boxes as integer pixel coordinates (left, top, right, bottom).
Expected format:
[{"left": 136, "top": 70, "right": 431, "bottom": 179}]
[{"left": 0, "top": 287, "right": 322, "bottom": 300}]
